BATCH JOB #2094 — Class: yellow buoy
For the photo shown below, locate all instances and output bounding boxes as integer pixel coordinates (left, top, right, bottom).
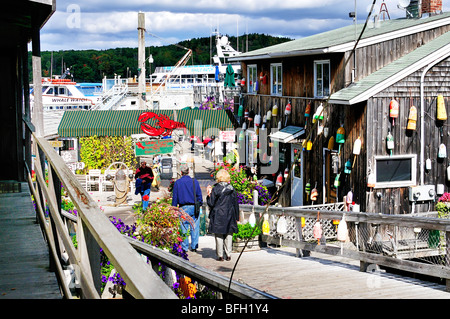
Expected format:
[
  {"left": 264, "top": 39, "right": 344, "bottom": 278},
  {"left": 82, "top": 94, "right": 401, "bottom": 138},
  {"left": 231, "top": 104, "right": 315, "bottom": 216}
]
[
  {"left": 407, "top": 105, "right": 417, "bottom": 130},
  {"left": 328, "top": 136, "right": 335, "bottom": 150},
  {"left": 437, "top": 95, "right": 447, "bottom": 121}
]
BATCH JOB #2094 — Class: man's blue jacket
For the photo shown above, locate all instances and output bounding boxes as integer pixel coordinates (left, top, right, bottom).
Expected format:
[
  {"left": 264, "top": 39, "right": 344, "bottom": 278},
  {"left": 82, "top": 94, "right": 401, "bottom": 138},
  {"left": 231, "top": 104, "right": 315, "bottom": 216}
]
[{"left": 172, "top": 175, "right": 203, "bottom": 207}]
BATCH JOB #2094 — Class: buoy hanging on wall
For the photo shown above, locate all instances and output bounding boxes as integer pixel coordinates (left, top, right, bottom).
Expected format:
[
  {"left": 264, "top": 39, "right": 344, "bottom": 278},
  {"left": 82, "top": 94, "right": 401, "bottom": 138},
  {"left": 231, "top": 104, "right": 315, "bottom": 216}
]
[
  {"left": 262, "top": 214, "right": 270, "bottom": 235},
  {"left": 367, "top": 172, "right": 376, "bottom": 189},
  {"left": 426, "top": 158, "right": 432, "bottom": 171},
  {"left": 285, "top": 101, "right": 292, "bottom": 126},
  {"left": 344, "top": 159, "right": 352, "bottom": 174},
  {"left": 386, "top": 131, "right": 394, "bottom": 156},
  {"left": 352, "top": 136, "right": 361, "bottom": 168},
  {"left": 438, "top": 143, "right": 447, "bottom": 159},
  {"left": 238, "top": 105, "right": 243, "bottom": 124},
  {"left": 336, "top": 126, "right": 345, "bottom": 154},
  {"left": 407, "top": 105, "right": 417, "bottom": 130},
  {"left": 389, "top": 99, "right": 399, "bottom": 126},
  {"left": 328, "top": 136, "right": 335, "bottom": 150},
  {"left": 334, "top": 174, "right": 341, "bottom": 188},
  {"left": 304, "top": 103, "right": 311, "bottom": 128},
  {"left": 310, "top": 186, "right": 318, "bottom": 202},
  {"left": 437, "top": 95, "right": 447, "bottom": 121},
  {"left": 272, "top": 104, "right": 278, "bottom": 117},
  {"left": 313, "top": 103, "right": 324, "bottom": 123},
  {"left": 276, "top": 172, "right": 283, "bottom": 187},
  {"left": 305, "top": 182, "right": 311, "bottom": 201}
]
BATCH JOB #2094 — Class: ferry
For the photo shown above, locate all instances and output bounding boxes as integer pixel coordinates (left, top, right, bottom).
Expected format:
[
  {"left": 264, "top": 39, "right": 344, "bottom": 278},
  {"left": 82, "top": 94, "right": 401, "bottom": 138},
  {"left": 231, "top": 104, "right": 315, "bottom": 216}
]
[
  {"left": 33, "top": 78, "right": 102, "bottom": 111},
  {"left": 30, "top": 76, "right": 103, "bottom": 137}
]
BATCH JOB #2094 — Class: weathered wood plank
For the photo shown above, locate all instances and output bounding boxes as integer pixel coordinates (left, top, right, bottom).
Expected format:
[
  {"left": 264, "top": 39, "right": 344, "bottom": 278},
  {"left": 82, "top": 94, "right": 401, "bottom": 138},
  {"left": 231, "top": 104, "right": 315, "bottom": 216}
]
[{"left": 0, "top": 182, "right": 61, "bottom": 299}]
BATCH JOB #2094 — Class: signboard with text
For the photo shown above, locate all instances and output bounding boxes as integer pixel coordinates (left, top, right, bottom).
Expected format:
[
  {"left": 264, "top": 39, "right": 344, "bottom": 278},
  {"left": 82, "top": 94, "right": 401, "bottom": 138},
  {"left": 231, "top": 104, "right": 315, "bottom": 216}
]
[
  {"left": 219, "top": 130, "right": 235, "bottom": 143},
  {"left": 134, "top": 139, "right": 174, "bottom": 156}
]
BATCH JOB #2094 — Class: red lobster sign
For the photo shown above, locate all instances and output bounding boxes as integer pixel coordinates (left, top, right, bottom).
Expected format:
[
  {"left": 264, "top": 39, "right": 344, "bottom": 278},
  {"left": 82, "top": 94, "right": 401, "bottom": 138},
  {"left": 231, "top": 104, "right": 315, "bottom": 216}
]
[{"left": 138, "top": 112, "right": 186, "bottom": 137}]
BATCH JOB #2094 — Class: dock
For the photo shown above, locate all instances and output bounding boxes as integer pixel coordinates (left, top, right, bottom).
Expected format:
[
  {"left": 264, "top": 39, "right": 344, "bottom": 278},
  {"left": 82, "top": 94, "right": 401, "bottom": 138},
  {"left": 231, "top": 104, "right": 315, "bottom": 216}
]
[
  {"left": 188, "top": 235, "right": 450, "bottom": 299},
  {"left": 0, "top": 182, "right": 61, "bottom": 299}
]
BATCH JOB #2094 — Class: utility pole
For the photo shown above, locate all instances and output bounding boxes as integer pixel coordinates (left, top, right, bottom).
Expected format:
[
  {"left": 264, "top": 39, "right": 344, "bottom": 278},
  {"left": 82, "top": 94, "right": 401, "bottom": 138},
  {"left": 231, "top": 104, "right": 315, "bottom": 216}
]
[{"left": 138, "top": 12, "right": 146, "bottom": 109}]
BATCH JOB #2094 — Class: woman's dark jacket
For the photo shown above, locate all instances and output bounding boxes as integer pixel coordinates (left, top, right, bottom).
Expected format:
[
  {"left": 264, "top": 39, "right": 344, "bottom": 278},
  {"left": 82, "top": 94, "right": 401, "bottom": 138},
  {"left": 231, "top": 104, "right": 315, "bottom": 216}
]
[{"left": 207, "top": 182, "right": 239, "bottom": 234}]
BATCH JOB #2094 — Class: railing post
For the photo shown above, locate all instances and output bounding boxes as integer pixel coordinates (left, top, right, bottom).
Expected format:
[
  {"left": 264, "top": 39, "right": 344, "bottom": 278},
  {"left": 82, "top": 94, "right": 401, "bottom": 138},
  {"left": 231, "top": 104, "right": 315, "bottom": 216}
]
[
  {"left": 78, "top": 219, "right": 102, "bottom": 298},
  {"left": 49, "top": 167, "right": 63, "bottom": 271},
  {"left": 446, "top": 231, "right": 450, "bottom": 292}
]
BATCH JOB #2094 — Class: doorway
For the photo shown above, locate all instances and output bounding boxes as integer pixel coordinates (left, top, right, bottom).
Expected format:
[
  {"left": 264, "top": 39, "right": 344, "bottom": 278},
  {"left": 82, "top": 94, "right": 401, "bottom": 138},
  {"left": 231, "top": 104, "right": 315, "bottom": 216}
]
[{"left": 291, "top": 144, "right": 303, "bottom": 206}]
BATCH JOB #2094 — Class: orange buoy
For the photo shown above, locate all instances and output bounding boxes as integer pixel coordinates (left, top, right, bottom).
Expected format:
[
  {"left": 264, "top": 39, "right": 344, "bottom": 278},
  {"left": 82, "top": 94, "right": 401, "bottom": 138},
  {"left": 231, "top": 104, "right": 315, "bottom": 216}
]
[{"left": 389, "top": 99, "right": 399, "bottom": 126}]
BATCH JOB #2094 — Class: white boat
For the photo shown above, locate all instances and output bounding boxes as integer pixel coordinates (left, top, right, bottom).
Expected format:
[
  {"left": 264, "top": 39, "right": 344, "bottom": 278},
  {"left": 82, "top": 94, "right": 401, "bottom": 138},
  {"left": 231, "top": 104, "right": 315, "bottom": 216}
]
[
  {"left": 97, "top": 33, "right": 243, "bottom": 111},
  {"left": 30, "top": 76, "right": 104, "bottom": 137},
  {"left": 33, "top": 78, "right": 102, "bottom": 111}
]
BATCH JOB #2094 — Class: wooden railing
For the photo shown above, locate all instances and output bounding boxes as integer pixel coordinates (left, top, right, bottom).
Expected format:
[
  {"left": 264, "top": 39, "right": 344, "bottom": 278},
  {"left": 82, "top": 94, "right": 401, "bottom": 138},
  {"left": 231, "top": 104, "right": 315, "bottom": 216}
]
[
  {"left": 27, "top": 133, "right": 274, "bottom": 299},
  {"left": 240, "top": 203, "right": 450, "bottom": 292}
]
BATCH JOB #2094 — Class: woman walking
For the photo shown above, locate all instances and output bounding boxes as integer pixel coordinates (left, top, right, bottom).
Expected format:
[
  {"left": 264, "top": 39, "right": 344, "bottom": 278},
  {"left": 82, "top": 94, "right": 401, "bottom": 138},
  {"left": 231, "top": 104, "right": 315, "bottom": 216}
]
[{"left": 206, "top": 169, "right": 239, "bottom": 261}]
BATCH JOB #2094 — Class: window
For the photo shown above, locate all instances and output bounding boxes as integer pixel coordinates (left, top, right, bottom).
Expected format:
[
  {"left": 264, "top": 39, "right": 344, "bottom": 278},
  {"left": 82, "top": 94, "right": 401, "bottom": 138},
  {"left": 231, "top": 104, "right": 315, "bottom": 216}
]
[
  {"left": 270, "top": 63, "right": 282, "bottom": 95},
  {"left": 247, "top": 64, "right": 257, "bottom": 94},
  {"left": 374, "top": 155, "right": 417, "bottom": 188},
  {"left": 314, "top": 60, "right": 330, "bottom": 97}
]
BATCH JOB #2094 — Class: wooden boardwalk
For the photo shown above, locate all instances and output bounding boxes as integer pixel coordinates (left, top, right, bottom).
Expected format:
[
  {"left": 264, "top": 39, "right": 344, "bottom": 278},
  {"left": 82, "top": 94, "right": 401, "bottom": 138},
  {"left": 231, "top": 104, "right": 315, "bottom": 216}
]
[
  {"left": 0, "top": 182, "right": 61, "bottom": 299},
  {"left": 188, "top": 235, "right": 450, "bottom": 299}
]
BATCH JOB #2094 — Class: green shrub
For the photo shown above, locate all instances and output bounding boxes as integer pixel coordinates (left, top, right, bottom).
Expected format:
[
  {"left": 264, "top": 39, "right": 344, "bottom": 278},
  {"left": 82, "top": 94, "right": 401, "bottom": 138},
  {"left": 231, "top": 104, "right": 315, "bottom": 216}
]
[{"left": 232, "top": 222, "right": 261, "bottom": 241}]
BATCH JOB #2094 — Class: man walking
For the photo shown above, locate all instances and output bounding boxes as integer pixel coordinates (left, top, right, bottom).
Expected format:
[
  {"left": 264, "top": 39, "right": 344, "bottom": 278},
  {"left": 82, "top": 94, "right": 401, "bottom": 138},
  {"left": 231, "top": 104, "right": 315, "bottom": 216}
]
[{"left": 172, "top": 164, "right": 203, "bottom": 253}]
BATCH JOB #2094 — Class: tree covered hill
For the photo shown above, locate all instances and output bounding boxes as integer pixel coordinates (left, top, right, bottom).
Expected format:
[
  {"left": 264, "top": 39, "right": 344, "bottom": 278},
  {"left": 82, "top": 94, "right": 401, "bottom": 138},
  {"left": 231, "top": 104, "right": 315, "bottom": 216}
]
[{"left": 30, "top": 33, "right": 292, "bottom": 83}]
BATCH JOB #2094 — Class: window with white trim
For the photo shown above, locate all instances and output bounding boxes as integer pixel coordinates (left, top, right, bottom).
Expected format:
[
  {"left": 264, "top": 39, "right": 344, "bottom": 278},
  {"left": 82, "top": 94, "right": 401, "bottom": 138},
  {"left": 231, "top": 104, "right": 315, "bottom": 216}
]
[
  {"left": 247, "top": 64, "right": 257, "bottom": 94},
  {"left": 314, "top": 60, "right": 330, "bottom": 97},
  {"left": 374, "top": 155, "right": 417, "bottom": 188},
  {"left": 270, "top": 63, "right": 282, "bottom": 96}
]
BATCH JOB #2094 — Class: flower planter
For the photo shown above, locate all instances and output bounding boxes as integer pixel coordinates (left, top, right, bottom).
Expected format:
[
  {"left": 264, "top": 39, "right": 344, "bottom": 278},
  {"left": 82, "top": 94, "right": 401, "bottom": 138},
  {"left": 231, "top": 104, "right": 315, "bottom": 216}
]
[{"left": 232, "top": 236, "right": 260, "bottom": 252}]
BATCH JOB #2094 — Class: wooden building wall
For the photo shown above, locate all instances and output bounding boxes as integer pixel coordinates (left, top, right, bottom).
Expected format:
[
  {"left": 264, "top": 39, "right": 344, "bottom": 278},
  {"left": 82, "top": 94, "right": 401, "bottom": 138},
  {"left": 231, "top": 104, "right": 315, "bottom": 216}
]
[
  {"left": 365, "top": 57, "right": 450, "bottom": 214},
  {"left": 351, "top": 25, "right": 450, "bottom": 82},
  {"left": 238, "top": 23, "right": 450, "bottom": 212}
]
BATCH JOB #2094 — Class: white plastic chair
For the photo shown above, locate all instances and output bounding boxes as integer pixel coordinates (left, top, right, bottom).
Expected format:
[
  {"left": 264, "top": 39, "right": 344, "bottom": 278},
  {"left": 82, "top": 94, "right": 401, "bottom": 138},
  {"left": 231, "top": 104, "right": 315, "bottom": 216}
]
[
  {"left": 86, "top": 169, "right": 102, "bottom": 191},
  {"left": 102, "top": 169, "right": 117, "bottom": 191}
]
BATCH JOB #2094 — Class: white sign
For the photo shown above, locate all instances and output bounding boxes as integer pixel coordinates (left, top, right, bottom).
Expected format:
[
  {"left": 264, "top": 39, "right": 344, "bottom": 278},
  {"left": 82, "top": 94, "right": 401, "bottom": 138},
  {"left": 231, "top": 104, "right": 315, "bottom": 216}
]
[
  {"left": 219, "top": 130, "right": 235, "bottom": 142},
  {"left": 66, "top": 162, "right": 85, "bottom": 172}
]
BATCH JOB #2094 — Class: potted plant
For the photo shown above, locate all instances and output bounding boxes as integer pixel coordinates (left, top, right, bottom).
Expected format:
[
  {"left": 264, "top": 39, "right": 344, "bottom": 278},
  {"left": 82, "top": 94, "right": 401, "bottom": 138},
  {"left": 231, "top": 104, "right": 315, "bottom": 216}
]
[
  {"left": 232, "top": 222, "right": 262, "bottom": 252},
  {"left": 435, "top": 193, "right": 450, "bottom": 219}
]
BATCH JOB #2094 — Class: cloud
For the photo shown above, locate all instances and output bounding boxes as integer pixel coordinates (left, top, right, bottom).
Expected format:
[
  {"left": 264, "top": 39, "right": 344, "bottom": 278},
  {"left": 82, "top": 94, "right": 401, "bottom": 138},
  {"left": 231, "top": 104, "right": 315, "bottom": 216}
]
[{"left": 39, "top": 0, "right": 449, "bottom": 51}]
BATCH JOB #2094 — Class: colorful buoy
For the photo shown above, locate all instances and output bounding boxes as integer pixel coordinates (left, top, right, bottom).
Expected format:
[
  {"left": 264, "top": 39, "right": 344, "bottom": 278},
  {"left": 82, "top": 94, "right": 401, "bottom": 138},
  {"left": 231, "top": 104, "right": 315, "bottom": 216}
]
[{"left": 389, "top": 99, "right": 399, "bottom": 126}]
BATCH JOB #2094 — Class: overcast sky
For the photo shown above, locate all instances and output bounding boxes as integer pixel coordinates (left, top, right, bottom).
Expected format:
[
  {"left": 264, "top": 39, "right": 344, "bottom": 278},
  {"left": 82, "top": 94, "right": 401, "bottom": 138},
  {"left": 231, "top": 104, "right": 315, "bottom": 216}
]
[{"left": 39, "top": 0, "right": 448, "bottom": 51}]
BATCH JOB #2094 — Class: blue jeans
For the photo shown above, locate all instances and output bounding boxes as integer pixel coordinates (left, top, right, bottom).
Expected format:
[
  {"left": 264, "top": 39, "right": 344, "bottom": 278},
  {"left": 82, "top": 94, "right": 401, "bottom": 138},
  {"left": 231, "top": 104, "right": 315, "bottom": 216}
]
[
  {"left": 179, "top": 205, "right": 200, "bottom": 252},
  {"left": 142, "top": 188, "right": 151, "bottom": 210}
]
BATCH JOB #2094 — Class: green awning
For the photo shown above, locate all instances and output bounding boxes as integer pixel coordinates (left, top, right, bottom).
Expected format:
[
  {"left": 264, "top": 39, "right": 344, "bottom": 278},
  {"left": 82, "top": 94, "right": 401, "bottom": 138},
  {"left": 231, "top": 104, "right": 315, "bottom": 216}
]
[{"left": 57, "top": 109, "right": 235, "bottom": 137}]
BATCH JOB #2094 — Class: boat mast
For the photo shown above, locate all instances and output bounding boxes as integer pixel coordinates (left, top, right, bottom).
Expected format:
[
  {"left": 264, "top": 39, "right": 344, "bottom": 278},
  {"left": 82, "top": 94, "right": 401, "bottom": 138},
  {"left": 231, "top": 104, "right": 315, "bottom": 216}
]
[{"left": 138, "top": 12, "right": 146, "bottom": 109}]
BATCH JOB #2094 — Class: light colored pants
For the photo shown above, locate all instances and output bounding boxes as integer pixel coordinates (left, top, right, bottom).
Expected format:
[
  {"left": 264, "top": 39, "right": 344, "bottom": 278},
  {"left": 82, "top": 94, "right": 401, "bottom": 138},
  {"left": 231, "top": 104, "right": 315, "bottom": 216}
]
[{"left": 214, "top": 233, "right": 233, "bottom": 259}]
